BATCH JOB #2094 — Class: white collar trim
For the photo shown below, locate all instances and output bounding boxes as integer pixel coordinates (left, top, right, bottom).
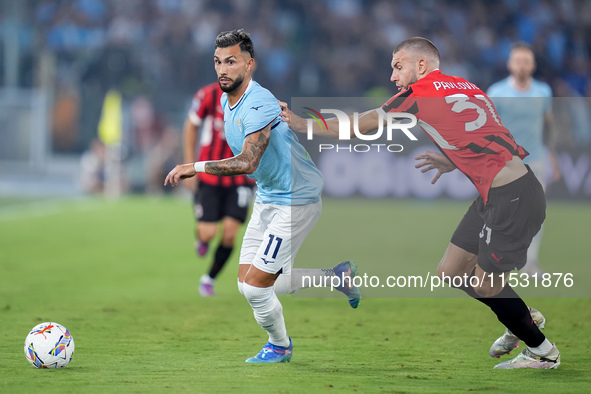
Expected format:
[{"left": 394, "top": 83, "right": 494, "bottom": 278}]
[{"left": 229, "top": 79, "right": 254, "bottom": 110}]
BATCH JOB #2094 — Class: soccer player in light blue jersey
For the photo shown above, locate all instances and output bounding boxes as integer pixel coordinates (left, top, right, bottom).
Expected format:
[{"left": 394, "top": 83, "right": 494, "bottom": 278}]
[
  {"left": 487, "top": 42, "right": 561, "bottom": 275},
  {"left": 165, "top": 29, "right": 360, "bottom": 364}
]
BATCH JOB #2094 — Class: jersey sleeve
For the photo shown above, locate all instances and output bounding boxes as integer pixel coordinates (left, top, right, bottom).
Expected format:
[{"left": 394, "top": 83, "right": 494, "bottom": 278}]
[
  {"left": 381, "top": 87, "right": 418, "bottom": 115},
  {"left": 188, "top": 87, "right": 214, "bottom": 126},
  {"left": 242, "top": 93, "right": 282, "bottom": 136}
]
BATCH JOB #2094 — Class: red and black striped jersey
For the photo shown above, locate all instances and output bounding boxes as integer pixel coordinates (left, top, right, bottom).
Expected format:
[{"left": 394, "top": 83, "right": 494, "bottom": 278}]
[
  {"left": 188, "top": 82, "right": 254, "bottom": 187},
  {"left": 382, "top": 70, "right": 528, "bottom": 203}
]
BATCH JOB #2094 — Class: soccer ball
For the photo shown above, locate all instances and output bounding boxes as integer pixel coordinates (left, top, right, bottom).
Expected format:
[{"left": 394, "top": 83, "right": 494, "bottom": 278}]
[{"left": 24, "top": 322, "right": 75, "bottom": 368}]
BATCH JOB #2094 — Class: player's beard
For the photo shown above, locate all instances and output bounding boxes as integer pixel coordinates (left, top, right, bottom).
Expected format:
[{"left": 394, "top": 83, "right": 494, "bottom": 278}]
[
  {"left": 218, "top": 73, "right": 245, "bottom": 93},
  {"left": 406, "top": 70, "right": 419, "bottom": 88},
  {"left": 398, "top": 70, "right": 418, "bottom": 90},
  {"left": 515, "top": 69, "right": 531, "bottom": 83}
]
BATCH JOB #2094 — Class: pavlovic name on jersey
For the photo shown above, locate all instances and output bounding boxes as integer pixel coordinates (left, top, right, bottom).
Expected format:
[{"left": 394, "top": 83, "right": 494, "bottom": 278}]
[{"left": 432, "top": 80, "right": 480, "bottom": 91}]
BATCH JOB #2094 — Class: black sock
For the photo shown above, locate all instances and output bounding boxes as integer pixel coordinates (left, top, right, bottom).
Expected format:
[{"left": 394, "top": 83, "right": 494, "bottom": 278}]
[
  {"left": 478, "top": 285, "right": 545, "bottom": 347},
  {"left": 454, "top": 272, "right": 546, "bottom": 348},
  {"left": 208, "top": 244, "right": 233, "bottom": 279}
]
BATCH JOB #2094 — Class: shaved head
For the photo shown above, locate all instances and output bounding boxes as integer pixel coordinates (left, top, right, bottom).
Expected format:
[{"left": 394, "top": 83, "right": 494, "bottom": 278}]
[
  {"left": 390, "top": 37, "right": 440, "bottom": 89},
  {"left": 394, "top": 37, "right": 440, "bottom": 68}
]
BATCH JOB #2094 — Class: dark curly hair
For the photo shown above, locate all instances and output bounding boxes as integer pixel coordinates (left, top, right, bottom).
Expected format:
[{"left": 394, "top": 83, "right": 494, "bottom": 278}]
[{"left": 215, "top": 29, "right": 255, "bottom": 59}]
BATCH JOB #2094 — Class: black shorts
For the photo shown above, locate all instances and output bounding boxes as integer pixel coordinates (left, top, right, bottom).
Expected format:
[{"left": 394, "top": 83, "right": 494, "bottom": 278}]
[
  {"left": 450, "top": 166, "right": 546, "bottom": 273},
  {"left": 193, "top": 182, "right": 254, "bottom": 224}
]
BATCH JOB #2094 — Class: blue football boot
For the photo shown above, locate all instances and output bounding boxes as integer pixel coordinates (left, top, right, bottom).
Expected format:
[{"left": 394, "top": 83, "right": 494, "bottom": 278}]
[
  {"left": 245, "top": 338, "right": 293, "bottom": 363},
  {"left": 332, "top": 260, "right": 361, "bottom": 309}
]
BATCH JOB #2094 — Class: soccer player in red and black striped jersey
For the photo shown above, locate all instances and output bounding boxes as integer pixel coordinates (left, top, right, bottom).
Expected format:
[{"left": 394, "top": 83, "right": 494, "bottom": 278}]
[
  {"left": 280, "top": 37, "right": 560, "bottom": 369},
  {"left": 183, "top": 82, "right": 254, "bottom": 297}
]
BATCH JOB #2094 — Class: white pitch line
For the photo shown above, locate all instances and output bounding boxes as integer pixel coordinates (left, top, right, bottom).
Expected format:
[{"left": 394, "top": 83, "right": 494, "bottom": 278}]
[{"left": 0, "top": 199, "right": 103, "bottom": 222}]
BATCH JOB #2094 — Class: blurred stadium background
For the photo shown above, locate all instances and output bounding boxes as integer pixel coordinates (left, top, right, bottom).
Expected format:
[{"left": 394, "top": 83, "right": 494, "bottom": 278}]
[{"left": 0, "top": 0, "right": 589, "bottom": 199}]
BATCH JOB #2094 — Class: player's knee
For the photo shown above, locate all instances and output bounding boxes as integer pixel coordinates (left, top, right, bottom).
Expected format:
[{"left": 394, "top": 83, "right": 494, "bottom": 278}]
[
  {"left": 473, "top": 282, "right": 502, "bottom": 298},
  {"left": 437, "top": 255, "right": 459, "bottom": 279},
  {"left": 437, "top": 263, "right": 463, "bottom": 283},
  {"left": 242, "top": 282, "right": 269, "bottom": 304},
  {"left": 197, "top": 224, "right": 217, "bottom": 242},
  {"left": 221, "top": 234, "right": 236, "bottom": 247},
  {"left": 242, "top": 283, "right": 255, "bottom": 302},
  {"left": 242, "top": 283, "right": 280, "bottom": 319},
  {"left": 437, "top": 264, "right": 447, "bottom": 280},
  {"left": 221, "top": 219, "right": 240, "bottom": 245},
  {"left": 198, "top": 231, "right": 216, "bottom": 243},
  {"left": 473, "top": 285, "right": 490, "bottom": 297},
  {"left": 237, "top": 279, "right": 244, "bottom": 295}
]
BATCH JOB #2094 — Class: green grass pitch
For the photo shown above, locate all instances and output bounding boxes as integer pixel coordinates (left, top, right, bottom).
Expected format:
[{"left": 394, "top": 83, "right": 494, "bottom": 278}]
[{"left": 1, "top": 196, "right": 590, "bottom": 393}]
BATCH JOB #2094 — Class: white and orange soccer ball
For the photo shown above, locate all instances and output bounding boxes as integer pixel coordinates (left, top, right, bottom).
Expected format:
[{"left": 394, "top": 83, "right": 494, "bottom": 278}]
[{"left": 24, "top": 322, "right": 75, "bottom": 368}]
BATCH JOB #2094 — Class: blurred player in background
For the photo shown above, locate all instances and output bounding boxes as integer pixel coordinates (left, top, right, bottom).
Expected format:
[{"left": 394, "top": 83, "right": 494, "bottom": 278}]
[
  {"left": 80, "top": 139, "right": 106, "bottom": 194},
  {"left": 166, "top": 29, "right": 360, "bottom": 363},
  {"left": 281, "top": 37, "right": 561, "bottom": 370},
  {"left": 487, "top": 42, "right": 561, "bottom": 276},
  {"left": 183, "top": 82, "right": 254, "bottom": 297}
]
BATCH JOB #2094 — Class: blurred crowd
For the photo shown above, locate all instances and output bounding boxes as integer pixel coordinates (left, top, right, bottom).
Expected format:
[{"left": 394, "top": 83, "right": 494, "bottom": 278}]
[
  {"left": 1, "top": 0, "right": 590, "bottom": 191},
  {"left": 11, "top": 0, "right": 590, "bottom": 95}
]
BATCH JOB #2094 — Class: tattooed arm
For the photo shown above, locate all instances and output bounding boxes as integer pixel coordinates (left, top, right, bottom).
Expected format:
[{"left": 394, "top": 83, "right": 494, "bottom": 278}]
[
  {"left": 205, "top": 124, "right": 271, "bottom": 176},
  {"left": 164, "top": 123, "right": 271, "bottom": 187}
]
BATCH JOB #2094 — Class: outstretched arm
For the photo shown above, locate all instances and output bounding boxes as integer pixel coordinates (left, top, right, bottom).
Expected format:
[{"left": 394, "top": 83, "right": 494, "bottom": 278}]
[
  {"left": 164, "top": 123, "right": 271, "bottom": 187},
  {"left": 414, "top": 151, "right": 457, "bottom": 184},
  {"left": 182, "top": 116, "right": 200, "bottom": 192},
  {"left": 278, "top": 100, "right": 384, "bottom": 139}
]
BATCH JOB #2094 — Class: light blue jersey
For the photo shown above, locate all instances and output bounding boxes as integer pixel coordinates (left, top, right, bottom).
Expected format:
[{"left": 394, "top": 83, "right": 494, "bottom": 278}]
[
  {"left": 221, "top": 80, "right": 324, "bottom": 206},
  {"left": 487, "top": 77, "right": 552, "bottom": 162}
]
